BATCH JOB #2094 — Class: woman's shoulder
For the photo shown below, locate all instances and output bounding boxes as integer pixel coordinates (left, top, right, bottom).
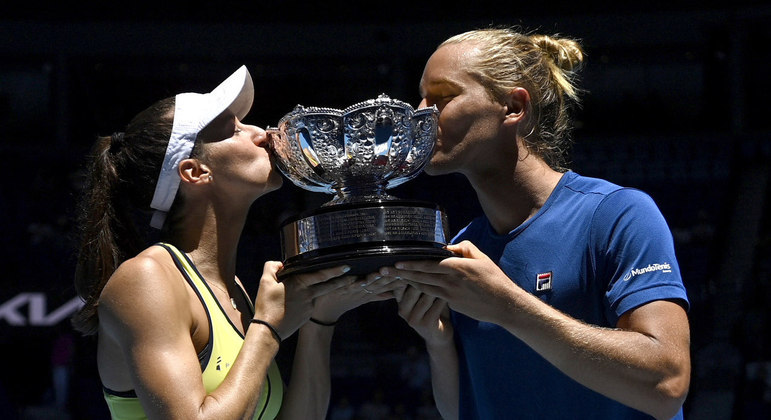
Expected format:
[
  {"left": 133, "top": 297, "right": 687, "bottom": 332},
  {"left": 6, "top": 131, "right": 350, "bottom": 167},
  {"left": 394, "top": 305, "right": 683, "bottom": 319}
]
[
  {"left": 107, "top": 246, "right": 179, "bottom": 290},
  {"left": 99, "top": 246, "right": 191, "bottom": 329}
]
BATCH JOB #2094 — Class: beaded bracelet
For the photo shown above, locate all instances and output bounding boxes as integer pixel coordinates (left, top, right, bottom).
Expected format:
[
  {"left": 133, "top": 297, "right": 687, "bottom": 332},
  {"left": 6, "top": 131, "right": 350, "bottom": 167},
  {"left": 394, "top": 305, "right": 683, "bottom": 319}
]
[{"left": 250, "top": 319, "right": 282, "bottom": 343}]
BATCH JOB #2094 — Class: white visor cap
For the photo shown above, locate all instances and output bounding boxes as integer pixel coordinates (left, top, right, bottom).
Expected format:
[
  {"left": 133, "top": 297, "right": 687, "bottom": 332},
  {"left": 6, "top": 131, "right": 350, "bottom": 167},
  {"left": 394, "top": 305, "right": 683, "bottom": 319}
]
[{"left": 149, "top": 65, "right": 254, "bottom": 229}]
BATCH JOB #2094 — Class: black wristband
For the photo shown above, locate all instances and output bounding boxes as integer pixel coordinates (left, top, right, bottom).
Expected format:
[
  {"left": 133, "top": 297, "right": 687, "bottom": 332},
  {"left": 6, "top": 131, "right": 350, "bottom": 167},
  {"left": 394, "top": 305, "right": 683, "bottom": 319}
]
[
  {"left": 310, "top": 317, "right": 338, "bottom": 326},
  {"left": 250, "top": 319, "right": 282, "bottom": 343}
]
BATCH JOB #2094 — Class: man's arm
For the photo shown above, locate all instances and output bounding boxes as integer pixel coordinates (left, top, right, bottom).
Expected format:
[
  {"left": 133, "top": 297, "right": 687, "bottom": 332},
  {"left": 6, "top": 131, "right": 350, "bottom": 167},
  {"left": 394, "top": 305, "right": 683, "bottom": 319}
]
[
  {"left": 396, "top": 286, "right": 459, "bottom": 420},
  {"left": 383, "top": 241, "right": 690, "bottom": 420}
]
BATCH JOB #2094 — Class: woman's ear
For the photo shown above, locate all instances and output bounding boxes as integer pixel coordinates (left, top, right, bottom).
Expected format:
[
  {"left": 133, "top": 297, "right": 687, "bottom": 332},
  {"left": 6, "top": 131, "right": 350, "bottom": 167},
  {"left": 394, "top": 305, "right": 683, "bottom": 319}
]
[
  {"left": 503, "top": 87, "right": 531, "bottom": 123},
  {"left": 179, "top": 159, "right": 211, "bottom": 185}
]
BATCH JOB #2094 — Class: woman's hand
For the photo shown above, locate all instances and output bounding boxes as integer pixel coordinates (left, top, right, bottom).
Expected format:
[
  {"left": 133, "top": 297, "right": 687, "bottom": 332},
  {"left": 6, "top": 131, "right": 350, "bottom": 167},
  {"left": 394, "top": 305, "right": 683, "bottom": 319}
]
[
  {"left": 310, "top": 273, "right": 400, "bottom": 325},
  {"left": 253, "top": 262, "right": 355, "bottom": 339}
]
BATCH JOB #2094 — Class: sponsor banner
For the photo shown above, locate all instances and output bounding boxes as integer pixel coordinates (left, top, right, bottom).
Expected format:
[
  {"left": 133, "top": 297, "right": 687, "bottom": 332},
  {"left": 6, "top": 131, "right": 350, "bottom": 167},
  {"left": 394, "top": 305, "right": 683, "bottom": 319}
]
[{"left": 0, "top": 293, "right": 83, "bottom": 327}]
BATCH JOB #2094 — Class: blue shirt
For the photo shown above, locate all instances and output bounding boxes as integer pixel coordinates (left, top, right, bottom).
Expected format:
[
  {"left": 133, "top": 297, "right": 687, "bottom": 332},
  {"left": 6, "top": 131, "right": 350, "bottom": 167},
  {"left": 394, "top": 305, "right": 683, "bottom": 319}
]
[{"left": 451, "top": 171, "right": 689, "bottom": 419}]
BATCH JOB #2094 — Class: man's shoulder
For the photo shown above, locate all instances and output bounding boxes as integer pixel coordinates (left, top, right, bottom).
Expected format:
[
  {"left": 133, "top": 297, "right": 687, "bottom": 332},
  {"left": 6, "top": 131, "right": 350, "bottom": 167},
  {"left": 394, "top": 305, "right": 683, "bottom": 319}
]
[
  {"left": 561, "top": 172, "right": 659, "bottom": 216},
  {"left": 562, "top": 171, "right": 625, "bottom": 196}
]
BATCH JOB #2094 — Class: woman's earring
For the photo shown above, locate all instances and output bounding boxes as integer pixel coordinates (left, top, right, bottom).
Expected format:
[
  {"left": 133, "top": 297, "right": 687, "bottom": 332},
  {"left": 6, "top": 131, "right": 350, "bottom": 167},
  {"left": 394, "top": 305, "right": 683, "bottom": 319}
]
[{"left": 208, "top": 175, "right": 213, "bottom": 183}]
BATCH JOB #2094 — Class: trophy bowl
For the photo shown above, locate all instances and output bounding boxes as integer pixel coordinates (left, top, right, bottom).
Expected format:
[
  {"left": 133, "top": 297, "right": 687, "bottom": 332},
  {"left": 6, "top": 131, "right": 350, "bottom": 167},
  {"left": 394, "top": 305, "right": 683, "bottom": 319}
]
[{"left": 268, "top": 94, "right": 452, "bottom": 278}]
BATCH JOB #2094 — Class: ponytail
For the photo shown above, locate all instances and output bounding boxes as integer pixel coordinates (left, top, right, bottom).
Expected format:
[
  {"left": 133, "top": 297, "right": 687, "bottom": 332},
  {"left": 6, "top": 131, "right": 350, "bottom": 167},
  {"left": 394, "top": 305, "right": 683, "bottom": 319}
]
[
  {"left": 530, "top": 34, "right": 585, "bottom": 103},
  {"left": 72, "top": 98, "right": 174, "bottom": 335}
]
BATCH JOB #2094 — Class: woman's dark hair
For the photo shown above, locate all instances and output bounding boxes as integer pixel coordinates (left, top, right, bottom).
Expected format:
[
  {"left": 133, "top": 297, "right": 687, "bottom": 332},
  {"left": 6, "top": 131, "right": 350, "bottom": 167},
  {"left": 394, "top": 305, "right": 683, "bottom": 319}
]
[{"left": 71, "top": 97, "right": 176, "bottom": 335}]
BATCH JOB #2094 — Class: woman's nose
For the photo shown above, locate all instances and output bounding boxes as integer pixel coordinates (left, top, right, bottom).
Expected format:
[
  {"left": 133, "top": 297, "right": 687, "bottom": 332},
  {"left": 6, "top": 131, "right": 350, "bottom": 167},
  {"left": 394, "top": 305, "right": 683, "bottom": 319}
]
[{"left": 251, "top": 125, "right": 268, "bottom": 147}]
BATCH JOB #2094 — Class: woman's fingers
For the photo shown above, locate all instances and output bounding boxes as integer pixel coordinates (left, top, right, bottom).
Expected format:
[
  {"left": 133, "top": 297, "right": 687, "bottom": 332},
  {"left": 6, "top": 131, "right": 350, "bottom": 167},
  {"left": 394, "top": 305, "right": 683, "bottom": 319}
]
[
  {"left": 288, "top": 265, "right": 352, "bottom": 287},
  {"left": 309, "top": 275, "right": 357, "bottom": 297},
  {"left": 261, "top": 261, "right": 284, "bottom": 280},
  {"left": 360, "top": 274, "right": 402, "bottom": 295}
]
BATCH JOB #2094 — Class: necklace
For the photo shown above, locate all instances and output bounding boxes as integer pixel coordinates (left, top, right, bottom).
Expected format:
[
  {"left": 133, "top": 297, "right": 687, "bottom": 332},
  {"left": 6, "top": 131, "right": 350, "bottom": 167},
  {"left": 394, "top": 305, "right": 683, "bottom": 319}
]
[
  {"left": 184, "top": 252, "right": 238, "bottom": 310},
  {"left": 207, "top": 280, "right": 238, "bottom": 310}
]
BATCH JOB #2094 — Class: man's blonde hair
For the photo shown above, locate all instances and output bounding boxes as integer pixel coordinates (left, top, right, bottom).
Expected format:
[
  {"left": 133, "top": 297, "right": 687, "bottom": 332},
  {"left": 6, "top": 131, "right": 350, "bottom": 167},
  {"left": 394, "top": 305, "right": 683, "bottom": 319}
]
[{"left": 441, "top": 27, "right": 585, "bottom": 171}]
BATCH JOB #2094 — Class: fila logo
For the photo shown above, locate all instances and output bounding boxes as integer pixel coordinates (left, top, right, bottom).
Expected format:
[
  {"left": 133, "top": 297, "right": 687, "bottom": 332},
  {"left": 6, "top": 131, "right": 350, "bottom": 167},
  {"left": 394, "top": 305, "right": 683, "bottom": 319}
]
[{"left": 536, "top": 272, "right": 553, "bottom": 292}]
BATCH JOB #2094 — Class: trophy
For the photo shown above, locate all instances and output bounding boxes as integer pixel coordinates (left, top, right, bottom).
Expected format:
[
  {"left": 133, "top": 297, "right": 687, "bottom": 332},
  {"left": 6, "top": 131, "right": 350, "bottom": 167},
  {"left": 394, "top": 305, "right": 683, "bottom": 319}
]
[{"left": 267, "top": 94, "right": 452, "bottom": 277}]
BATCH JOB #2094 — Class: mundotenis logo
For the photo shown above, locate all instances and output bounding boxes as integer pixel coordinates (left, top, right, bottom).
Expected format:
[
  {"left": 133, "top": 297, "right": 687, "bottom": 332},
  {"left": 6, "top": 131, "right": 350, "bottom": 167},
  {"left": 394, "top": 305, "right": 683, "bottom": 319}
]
[{"left": 623, "top": 263, "right": 672, "bottom": 281}]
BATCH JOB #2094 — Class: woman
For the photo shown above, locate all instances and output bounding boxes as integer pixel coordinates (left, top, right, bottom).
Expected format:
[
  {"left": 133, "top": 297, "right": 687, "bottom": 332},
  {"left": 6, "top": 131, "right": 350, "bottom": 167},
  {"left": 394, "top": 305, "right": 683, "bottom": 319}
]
[
  {"left": 72, "top": 66, "right": 384, "bottom": 419},
  {"left": 379, "top": 28, "right": 691, "bottom": 419}
]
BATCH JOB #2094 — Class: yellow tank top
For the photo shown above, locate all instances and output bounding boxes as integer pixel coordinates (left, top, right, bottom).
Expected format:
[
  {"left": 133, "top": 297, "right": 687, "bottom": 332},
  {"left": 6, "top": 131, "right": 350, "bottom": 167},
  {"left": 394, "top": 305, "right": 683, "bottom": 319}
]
[{"left": 103, "top": 243, "right": 284, "bottom": 419}]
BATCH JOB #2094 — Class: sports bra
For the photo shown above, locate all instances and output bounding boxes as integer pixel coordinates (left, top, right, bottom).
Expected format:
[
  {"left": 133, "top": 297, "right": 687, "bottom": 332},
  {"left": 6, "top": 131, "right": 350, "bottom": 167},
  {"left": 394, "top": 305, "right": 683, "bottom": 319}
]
[{"left": 102, "top": 243, "right": 284, "bottom": 419}]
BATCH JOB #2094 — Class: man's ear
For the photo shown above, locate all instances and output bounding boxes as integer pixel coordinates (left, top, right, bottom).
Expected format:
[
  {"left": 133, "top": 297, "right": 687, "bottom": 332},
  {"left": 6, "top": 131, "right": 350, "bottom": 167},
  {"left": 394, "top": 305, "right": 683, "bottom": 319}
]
[
  {"left": 179, "top": 159, "right": 211, "bottom": 185},
  {"left": 503, "top": 87, "right": 531, "bottom": 124}
]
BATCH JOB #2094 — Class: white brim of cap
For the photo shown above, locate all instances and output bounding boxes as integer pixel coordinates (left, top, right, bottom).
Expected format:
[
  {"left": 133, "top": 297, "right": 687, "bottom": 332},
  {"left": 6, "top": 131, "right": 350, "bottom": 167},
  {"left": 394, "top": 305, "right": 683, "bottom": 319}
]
[{"left": 149, "top": 65, "right": 254, "bottom": 229}]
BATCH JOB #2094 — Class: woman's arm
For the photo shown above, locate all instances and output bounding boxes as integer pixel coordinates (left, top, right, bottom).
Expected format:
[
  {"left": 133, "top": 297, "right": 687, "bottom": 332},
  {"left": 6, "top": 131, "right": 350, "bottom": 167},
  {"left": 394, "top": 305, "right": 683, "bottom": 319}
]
[
  {"left": 396, "top": 285, "right": 458, "bottom": 420},
  {"left": 278, "top": 322, "right": 335, "bottom": 420},
  {"left": 100, "top": 254, "right": 356, "bottom": 420},
  {"left": 278, "top": 274, "right": 393, "bottom": 420},
  {"left": 99, "top": 254, "right": 281, "bottom": 420}
]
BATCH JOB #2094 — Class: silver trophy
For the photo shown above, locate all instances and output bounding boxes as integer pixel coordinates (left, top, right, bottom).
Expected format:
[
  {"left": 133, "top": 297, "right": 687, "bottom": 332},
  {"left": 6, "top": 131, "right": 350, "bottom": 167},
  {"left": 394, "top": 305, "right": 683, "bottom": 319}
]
[{"left": 267, "top": 94, "right": 452, "bottom": 277}]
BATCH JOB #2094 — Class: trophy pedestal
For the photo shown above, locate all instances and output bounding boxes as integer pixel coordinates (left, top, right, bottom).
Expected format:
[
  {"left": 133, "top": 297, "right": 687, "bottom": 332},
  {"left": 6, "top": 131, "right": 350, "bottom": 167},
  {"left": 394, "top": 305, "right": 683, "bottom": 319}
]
[{"left": 278, "top": 200, "right": 453, "bottom": 278}]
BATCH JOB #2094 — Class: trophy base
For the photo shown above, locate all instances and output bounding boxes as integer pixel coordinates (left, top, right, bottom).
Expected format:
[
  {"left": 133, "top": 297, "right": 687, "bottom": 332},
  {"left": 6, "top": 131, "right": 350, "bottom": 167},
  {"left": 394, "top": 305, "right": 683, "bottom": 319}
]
[
  {"left": 277, "top": 200, "right": 452, "bottom": 279},
  {"left": 278, "top": 242, "right": 453, "bottom": 278}
]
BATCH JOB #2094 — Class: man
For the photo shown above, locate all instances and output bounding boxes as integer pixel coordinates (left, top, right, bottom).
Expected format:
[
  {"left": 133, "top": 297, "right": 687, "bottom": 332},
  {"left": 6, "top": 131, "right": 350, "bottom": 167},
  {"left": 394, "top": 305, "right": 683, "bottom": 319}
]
[{"left": 379, "top": 28, "right": 690, "bottom": 419}]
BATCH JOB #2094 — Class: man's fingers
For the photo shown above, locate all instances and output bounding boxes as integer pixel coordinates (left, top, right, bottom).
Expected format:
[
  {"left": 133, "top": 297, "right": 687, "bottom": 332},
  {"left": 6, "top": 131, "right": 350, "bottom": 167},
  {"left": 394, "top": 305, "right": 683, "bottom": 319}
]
[
  {"left": 367, "top": 292, "right": 395, "bottom": 302},
  {"left": 412, "top": 293, "right": 436, "bottom": 320},
  {"left": 392, "top": 282, "right": 407, "bottom": 302},
  {"left": 446, "top": 240, "right": 485, "bottom": 259},
  {"left": 403, "top": 280, "right": 446, "bottom": 300},
  {"left": 388, "top": 259, "right": 449, "bottom": 274},
  {"left": 379, "top": 265, "right": 450, "bottom": 288},
  {"left": 425, "top": 298, "right": 447, "bottom": 321},
  {"left": 397, "top": 285, "right": 422, "bottom": 315}
]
